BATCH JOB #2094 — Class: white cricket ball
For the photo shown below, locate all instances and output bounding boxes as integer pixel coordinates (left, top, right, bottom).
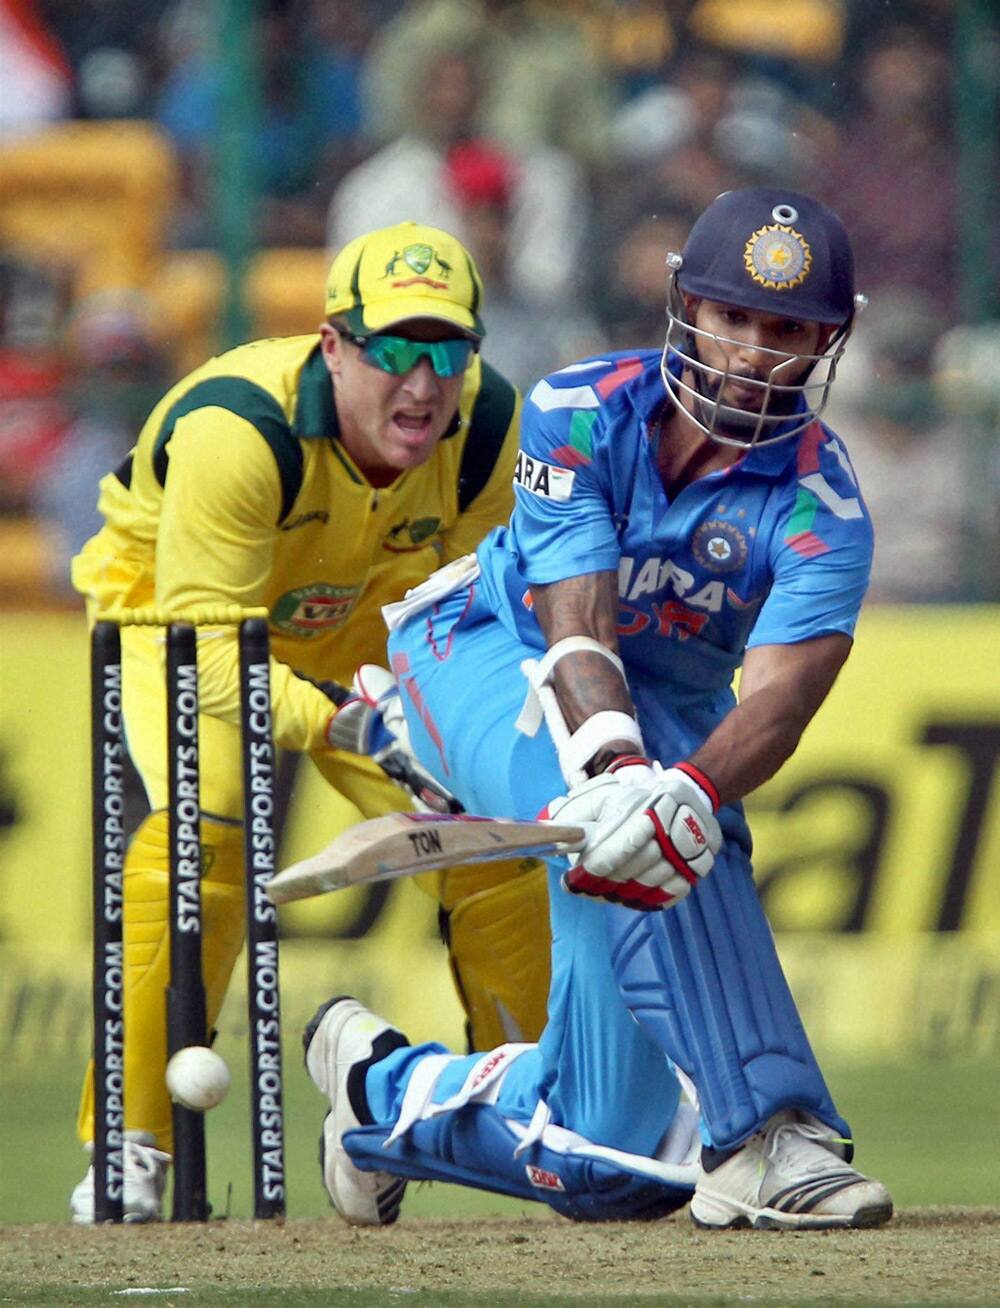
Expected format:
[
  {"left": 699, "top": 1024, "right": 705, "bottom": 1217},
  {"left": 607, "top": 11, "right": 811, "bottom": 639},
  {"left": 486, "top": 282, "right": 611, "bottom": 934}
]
[{"left": 165, "top": 1045, "right": 231, "bottom": 1111}]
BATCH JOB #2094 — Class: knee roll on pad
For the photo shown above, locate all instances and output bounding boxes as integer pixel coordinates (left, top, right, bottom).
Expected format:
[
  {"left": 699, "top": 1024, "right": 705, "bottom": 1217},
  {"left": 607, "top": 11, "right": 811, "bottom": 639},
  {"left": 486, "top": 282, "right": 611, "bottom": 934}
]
[
  {"left": 607, "top": 854, "right": 851, "bottom": 1153},
  {"left": 436, "top": 861, "right": 551, "bottom": 1050}
]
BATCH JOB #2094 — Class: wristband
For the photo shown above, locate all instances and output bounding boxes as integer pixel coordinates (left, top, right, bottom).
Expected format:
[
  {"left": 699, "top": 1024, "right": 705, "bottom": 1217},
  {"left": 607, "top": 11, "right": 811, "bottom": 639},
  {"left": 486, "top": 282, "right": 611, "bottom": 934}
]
[
  {"left": 559, "top": 710, "right": 644, "bottom": 783},
  {"left": 673, "top": 760, "right": 721, "bottom": 812},
  {"left": 604, "top": 753, "right": 652, "bottom": 774}
]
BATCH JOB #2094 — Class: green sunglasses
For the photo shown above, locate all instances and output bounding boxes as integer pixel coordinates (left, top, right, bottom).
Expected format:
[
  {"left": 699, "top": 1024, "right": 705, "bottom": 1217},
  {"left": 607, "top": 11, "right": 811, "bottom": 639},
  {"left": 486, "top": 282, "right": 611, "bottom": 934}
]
[{"left": 343, "top": 330, "right": 478, "bottom": 378}]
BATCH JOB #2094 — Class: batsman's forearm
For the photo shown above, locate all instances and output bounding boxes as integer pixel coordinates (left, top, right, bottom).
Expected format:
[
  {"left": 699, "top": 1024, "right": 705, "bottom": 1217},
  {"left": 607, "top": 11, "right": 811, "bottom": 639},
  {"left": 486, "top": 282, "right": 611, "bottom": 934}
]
[
  {"left": 533, "top": 572, "right": 641, "bottom": 771},
  {"left": 692, "top": 633, "right": 853, "bottom": 804},
  {"left": 686, "top": 689, "right": 810, "bottom": 807}
]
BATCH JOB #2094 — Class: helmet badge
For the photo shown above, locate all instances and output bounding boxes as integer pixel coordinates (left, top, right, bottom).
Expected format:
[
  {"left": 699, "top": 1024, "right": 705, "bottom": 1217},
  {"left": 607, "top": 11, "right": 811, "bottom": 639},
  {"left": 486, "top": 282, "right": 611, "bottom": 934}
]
[{"left": 743, "top": 215, "right": 812, "bottom": 292}]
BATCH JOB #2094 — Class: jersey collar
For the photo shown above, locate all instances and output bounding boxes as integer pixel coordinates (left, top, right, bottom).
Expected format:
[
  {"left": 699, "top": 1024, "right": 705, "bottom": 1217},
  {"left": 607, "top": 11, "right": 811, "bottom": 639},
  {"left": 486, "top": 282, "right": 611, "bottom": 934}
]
[{"left": 292, "top": 342, "right": 339, "bottom": 439}]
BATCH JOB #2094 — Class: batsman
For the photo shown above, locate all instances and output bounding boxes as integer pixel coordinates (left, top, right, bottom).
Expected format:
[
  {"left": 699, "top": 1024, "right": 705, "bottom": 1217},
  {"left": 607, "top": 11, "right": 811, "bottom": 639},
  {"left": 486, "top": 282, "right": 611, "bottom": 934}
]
[
  {"left": 304, "top": 189, "right": 895, "bottom": 1231},
  {"left": 69, "top": 222, "right": 549, "bottom": 1222}
]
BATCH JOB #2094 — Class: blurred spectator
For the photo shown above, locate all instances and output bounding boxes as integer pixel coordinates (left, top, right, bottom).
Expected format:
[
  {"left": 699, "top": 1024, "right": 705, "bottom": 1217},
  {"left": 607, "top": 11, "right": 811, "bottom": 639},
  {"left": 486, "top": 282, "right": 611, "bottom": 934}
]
[
  {"left": 830, "top": 292, "right": 974, "bottom": 604},
  {"left": 154, "top": 0, "right": 378, "bottom": 246},
  {"left": 0, "top": 252, "right": 71, "bottom": 514},
  {"left": 601, "top": 44, "right": 827, "bottom": 246},
  {"left": 842, "top": 0, "right": 954, "bottom": 52},
  {"left": 37, "top": 0, "right": 164, "bottom": 119},
  {"left": 564, "top": 0, "right": 676, "bottom": 101},
  {"left": 329, "top": 46, "right": 592, "bottom": 311},
  {"left": 0, "top": 0, "right": 71, "bottom": 137},
  {"left": 933, "top": 318, "right": 1000, "bottom": 601},
  {"left": 445, "top": 138, "right": 603, "bottom": 387},
  {"left": 361, "top": 0, "right": 617, "bottom": 169},
  {"left": 596, "top": 211, "right": 693, "bottom": 353},
  {"left": 817, "top": 25, "right": 959, "bottom": 319},
  {"left": 33, "top": 288, "right": 170, "bottom": 589},
  {"left": 686, "top": 0, "right": 846, "bottom": 108}
]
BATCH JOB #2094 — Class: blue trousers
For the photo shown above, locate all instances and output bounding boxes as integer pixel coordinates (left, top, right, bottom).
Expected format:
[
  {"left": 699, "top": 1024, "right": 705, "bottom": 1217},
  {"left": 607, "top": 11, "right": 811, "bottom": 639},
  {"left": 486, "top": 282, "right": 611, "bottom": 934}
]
[{"left": 366, "top": 584, "right": 849, "bottom": 1196}]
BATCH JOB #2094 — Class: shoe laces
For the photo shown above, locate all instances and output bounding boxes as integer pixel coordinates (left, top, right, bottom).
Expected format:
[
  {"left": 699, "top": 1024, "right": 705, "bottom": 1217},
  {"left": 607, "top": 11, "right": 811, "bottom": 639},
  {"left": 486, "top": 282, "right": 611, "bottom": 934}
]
[{"left": 762, "top": 1114, "right": 850, "bottom": 1177}]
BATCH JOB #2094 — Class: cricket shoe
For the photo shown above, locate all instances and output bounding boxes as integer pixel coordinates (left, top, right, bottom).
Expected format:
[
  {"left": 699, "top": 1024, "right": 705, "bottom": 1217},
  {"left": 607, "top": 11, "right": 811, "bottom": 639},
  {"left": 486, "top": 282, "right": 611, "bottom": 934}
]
[
  {"left": 690, "top": 1110, "right": 893, "bottom": 1231},
  {"left": 303, "top": 995, "right": 410, "bottom": 1226},
  {"left": 70, "top": 1131, "right": 171, "bottom": 1224}
]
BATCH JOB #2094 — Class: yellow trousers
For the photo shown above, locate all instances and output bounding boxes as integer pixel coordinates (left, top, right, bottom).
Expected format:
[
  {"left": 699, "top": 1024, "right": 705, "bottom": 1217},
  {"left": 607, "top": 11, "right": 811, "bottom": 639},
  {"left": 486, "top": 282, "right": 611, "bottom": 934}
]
[{"left": 78, "top": 625, "right": 549, "bottom": 1150}]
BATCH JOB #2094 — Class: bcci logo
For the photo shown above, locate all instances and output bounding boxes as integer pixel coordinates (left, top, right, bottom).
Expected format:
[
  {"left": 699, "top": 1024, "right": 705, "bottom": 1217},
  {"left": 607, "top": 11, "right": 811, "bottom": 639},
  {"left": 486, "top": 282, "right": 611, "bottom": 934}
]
[
  {"left": 693, "top": 519, "right": 748, "bottom": 573},
  {"left": 743, "top": 224, "right": 812, "bottom": 291}
]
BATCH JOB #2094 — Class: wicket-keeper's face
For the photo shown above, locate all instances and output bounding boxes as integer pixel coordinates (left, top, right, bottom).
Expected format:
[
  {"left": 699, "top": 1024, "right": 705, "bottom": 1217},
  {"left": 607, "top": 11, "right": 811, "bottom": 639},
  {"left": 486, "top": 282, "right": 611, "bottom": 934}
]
[{"left": 320, "top": 319, "right": 471, "bottom": 486}]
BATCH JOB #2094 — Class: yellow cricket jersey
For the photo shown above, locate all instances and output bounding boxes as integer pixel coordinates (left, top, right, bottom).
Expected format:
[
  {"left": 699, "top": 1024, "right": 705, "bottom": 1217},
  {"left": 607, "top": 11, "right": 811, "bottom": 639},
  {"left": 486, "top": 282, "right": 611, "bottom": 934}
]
[{"left": 72, "top": 334, "right": 521, "bottom": 752}]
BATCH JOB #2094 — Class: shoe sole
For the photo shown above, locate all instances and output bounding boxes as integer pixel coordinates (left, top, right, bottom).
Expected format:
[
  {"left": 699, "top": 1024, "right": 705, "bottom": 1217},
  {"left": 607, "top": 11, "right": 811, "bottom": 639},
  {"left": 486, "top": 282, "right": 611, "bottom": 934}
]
[
  {"left": 303, "top": 994, "right": 357, "bottom": 1078},
  {"left": 692, "top": 1200, "right": 894, "bottom": 1231},
  {"left": 304, "top": 995, "right": 408, "bottom": 1225}
]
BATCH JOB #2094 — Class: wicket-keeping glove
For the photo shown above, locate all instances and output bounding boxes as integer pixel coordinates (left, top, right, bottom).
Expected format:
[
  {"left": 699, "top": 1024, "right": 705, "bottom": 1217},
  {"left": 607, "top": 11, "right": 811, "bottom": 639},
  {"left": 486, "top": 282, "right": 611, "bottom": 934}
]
[
  {"left": 548, "top": 756, "right": 722, "bottom": 911},
  {"left": 324, "top": 665, "right": 460, "bottom": 814}
]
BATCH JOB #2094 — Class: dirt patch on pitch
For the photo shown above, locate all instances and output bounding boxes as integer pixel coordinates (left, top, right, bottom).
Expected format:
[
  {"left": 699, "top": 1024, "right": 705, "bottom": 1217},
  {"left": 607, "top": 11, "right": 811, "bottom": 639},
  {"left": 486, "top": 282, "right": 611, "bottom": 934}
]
[{"left": 2, "top": 1210, "right": 998, "bottom": 1305}]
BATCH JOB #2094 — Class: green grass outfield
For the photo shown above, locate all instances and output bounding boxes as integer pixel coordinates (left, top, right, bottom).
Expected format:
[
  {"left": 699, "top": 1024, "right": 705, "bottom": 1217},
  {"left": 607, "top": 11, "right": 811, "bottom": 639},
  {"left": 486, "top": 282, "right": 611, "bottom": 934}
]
[
  {"left": 3, "top": 1050, "right": 999, "bottom": 1224},
  {"left": 1, "top": 1293, "right": 992, "bottom": 1308}
]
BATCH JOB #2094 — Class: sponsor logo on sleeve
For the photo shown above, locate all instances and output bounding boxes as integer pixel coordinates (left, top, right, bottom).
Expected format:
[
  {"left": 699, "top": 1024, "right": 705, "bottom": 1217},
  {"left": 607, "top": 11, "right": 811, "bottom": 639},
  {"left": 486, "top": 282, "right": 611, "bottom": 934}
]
[{"left": 514, "top": 451, "right": 575, "bottom": 501}]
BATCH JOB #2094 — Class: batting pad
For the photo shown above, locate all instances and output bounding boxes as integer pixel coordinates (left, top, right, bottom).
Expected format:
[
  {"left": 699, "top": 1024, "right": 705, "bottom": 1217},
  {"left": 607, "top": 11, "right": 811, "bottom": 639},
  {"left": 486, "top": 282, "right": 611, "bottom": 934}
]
[
  {"left": 343, "top": 1109, "right": 695, "bottom": 1222},
  {"left": 606, "top": 849, "right": 852, "bottom": 1155}
]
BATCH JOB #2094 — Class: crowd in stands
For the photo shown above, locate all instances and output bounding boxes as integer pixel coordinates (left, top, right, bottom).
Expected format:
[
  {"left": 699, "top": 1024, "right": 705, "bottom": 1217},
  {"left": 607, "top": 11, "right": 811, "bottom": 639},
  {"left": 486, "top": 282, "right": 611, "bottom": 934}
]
[{"left": 0, "top": 0, "right": 997, "bottom": 603}]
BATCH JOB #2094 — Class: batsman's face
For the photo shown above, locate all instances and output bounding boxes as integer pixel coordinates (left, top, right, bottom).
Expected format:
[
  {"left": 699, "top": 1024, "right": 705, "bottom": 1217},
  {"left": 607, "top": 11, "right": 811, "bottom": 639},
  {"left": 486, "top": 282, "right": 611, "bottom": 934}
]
[
  {"left": 686, "top": 296, "right": 831, "bottom": 415},
  {"left": 320, "top": 320, "right": 467, "bottom": 487}
]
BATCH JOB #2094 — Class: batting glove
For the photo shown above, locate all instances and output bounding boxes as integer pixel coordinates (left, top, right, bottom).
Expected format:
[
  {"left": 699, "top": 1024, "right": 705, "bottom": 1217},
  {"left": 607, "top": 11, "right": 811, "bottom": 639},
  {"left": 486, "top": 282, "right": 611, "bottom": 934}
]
[
  {"left": 325, "top": 665, "right": 404, "bottom": 757},
  {"left": 548, "top": 757, "right": 722, "bottom": 911},
  {"left": 325, "top": 666, "right": 459, "bottom": 814}
]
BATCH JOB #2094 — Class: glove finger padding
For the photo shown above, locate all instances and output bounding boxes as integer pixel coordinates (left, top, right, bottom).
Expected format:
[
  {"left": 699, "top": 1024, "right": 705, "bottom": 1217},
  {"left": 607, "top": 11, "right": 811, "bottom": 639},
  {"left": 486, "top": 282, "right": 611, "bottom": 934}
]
[
  {"left": 324, "top": 665, "right": 461, "bottom": 814},
  {"left": 324, "top": 664, "right": 404, "bottom": 756},
  {"left": 554, "top": 763, "right": 722, "bottom": 912}
]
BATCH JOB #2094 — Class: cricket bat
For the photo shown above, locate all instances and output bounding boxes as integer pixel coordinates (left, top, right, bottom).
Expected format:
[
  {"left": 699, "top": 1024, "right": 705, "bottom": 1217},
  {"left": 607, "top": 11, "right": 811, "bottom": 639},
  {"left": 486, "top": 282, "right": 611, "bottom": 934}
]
[{"left": 265, "top": 811, "right": 588, "bottom": 904}]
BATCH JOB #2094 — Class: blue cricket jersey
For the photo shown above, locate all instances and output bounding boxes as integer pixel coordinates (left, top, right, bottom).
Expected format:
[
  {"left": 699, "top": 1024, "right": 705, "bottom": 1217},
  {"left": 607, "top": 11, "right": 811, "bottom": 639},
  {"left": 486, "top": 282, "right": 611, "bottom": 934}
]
[{"left": 476, "top": 350, "right": 873, "bottom": 699}]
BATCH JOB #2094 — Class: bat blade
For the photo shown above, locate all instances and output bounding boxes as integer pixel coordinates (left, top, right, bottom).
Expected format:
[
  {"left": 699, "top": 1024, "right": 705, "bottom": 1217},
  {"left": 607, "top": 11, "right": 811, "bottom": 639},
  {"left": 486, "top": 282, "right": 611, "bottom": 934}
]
[{"left": 265, "top": 812, "right": 588, "bottom": 904}]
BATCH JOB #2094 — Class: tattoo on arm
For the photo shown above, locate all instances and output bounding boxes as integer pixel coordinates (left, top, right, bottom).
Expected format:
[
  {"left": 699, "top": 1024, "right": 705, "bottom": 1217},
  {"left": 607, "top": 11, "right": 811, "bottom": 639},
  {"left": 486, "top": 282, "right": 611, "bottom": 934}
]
[{"left": 531, "top": 573, "right": 640, "bottom": 772}]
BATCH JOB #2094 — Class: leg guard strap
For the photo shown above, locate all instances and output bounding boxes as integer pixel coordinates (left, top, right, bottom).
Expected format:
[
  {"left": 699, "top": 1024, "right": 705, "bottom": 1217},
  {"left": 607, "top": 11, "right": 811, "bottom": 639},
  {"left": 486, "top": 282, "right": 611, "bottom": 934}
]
[{"left": 351, "top": 1044, "right": 697, "bottom": 1222}]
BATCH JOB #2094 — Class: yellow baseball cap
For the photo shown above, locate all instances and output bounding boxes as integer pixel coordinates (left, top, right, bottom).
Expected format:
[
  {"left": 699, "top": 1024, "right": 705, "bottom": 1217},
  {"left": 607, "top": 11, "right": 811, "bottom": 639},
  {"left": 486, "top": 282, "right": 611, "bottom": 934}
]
[{"left": 324, "top": 221, "right": 486, "bottom": 339}]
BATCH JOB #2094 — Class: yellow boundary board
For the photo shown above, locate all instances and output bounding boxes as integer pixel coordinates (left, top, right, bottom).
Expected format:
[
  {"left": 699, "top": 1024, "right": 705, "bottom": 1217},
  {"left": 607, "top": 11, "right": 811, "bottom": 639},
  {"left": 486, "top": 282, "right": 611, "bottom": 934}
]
[{"left": 2, "top": 607, "right": 998, "bottom": 1062}]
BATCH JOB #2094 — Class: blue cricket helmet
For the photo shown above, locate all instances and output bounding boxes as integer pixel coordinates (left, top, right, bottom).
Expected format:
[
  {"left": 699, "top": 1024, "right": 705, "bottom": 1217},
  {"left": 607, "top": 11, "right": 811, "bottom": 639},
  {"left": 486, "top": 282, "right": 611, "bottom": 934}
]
[
  {"left": 674, "top": 187, "right": 856, "bottom": 325},
  {"left": 661, "top": 188, "right": 862, "bottom": 448}
]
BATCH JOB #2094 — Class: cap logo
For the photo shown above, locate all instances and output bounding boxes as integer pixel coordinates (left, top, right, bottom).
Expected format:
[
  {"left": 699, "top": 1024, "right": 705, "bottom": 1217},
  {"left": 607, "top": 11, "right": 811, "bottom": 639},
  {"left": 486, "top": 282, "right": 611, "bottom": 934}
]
[
  {"left": 743, "top": 224, "right": 812, "bottom": 292},
  {"left": 379, "top": 242, "right": 454, "bottom": 291}
]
